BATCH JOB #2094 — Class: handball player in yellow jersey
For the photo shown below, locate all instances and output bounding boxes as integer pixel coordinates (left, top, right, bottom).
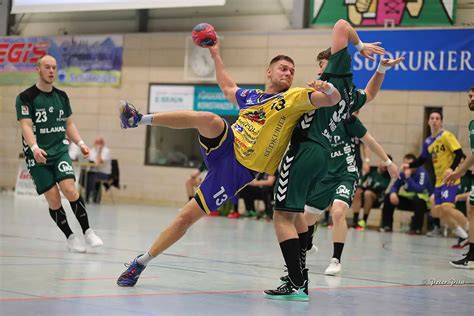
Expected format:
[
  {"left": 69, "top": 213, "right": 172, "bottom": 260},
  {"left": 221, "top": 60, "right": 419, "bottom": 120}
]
[{"left": 116, "top": 31, "right": 343, "bottom": 287}]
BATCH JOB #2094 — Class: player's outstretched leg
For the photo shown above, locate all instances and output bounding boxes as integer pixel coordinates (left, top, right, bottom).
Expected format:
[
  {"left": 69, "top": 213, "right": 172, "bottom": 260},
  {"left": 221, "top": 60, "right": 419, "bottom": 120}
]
[{"left": 117, "top": 199, "right": 207, "bottom": 287}]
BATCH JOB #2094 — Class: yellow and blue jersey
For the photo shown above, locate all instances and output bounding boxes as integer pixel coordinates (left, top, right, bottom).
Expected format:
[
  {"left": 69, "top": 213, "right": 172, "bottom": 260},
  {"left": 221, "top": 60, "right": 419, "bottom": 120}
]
[
  {"left": 421, "top": 130, "right": 461, "bottom": 187},
  {"left": 232, "top": 87, "right": 316, "bottom": 174}
]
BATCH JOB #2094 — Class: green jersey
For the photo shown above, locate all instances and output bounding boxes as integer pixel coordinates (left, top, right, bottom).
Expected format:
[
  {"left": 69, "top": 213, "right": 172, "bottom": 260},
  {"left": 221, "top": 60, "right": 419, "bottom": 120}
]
[
  {"left": 470, "top": 120, "right": 474, "bottom": 153},
  {"left": 16, "top": 85, "right": 72, "bottom": 161},
  {"left": 326, "top": 116, "right": 367, "bottom": 179},
  {"left": 456, "top": 170, "right": 471, "bottom": 213},
  {"left": 362, "top": 168, "right": 391, "bottom": 195},
  {"left": 457, "top": 170, "right": 471, "bottom": 196},
  {"left": 292, "top": 48, "right": 367, "bottom": 150},
  {"left": 470, "top": 121, "right": 474, "bottom": 206}
]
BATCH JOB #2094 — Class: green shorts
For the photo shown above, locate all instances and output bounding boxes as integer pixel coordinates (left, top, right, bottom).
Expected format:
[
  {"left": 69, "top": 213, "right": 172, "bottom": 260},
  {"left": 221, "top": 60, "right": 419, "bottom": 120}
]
[
  {"left": 274, "top": 141, "right": 329, "bottom": 212},
  {"left": 305, "top": 174, "right": 358, "bottom": 214},
  {"left": 470, "top": 186, "right": 474, "bottom": 206},
  {"left": 470, "top": 173, "right": 474, "bottom": 206},
  {"left": 27, "top": 152, "right": 76, "bottom": 195}
]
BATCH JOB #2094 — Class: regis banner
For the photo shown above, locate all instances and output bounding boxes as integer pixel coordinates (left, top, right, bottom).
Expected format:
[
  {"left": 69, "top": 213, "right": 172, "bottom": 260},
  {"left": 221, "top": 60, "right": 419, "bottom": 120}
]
[{"left": 0, "top": 35, "right": 123, "bottom": 86}]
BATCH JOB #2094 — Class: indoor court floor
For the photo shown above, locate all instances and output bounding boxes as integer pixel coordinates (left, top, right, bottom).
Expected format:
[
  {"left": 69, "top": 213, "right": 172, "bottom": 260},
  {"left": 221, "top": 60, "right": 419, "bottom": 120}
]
[{"left": 1, "top": 193, "right": 473, "bottom": 315}]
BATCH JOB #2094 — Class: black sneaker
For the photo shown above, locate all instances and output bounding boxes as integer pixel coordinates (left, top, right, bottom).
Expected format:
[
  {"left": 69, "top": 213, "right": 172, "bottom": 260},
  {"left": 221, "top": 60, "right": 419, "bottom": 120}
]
[
  {"left": 280, "top": 274, "right": 289, "bottom": 283},
  {"left": 264, "top": 279, "right": 309, "bottom": 301},
  {"left": 279, "top": 265, "right": 288, "bottom": 282},
  {"left": 278, "top": 269, "right": 308, "bottom": 295},
  {"left": 302, "top": 268, "right": 309, "bottom": 295},
  {"left": 450, "top": 255, "right": 474, "bottom": 269}
]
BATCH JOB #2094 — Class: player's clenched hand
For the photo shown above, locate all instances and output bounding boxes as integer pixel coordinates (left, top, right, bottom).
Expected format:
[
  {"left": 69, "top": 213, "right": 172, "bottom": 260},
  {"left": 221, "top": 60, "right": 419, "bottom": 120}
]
[
  {"left": 80, "top": 143, "right": 90, "bottom": 159},
  {"left": 389, "top": 192, "right": 399, "bottom": 206},
  {"left": 400, "top": 163, "right": 410, "bottom": 172},
  {"left": 444, "top": 170, "right": 460, "bottom": 185},
  {"left": 208, "top": 36, "right": 220, "bottom": 57},
  {"left": 360, "top": 42, "right": 385, "bottom": 61},
  {"left": 32, "top": 146, "right": 47, "bottom": 164},
  {"left": 308, "top": 80, "right": 330, "bottom": 93}
]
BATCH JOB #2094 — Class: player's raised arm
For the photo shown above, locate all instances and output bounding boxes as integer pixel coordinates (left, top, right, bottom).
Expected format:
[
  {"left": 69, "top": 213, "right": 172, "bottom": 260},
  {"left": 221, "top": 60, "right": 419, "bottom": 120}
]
[
  {"left": 307, "top": 80, "right": 341, "bottom": 107},
  {"left": 330, "top": 19, "right": 385, "bottom": 59},
  {"left": 208, "top": 39, "right": 239, "bottom": 105}
]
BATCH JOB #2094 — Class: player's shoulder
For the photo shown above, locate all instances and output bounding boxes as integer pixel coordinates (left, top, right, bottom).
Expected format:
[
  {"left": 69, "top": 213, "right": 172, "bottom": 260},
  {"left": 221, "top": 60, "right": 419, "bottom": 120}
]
[
  {"left": 52, "top": 86, "right": 69, "bottom": 100},
  {"left": 423, "top": 135, "right": 432, "bottom": 145},
  {"left": 283, "top": 87, "right": 314, "bottom": 100},
  {"left": 286, "top": 87, "right": 313, "bottom": 94},
  {"left": 440, "top": 129, "right": 458, "bottom": 141},
  {"left": 18, "top": 85, "right": 40, "bottom": 102}
]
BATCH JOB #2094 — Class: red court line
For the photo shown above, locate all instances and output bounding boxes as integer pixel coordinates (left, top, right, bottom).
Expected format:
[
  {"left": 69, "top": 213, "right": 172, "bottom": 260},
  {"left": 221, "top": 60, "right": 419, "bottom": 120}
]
[
  {"left": 59, "top": 276, "right": 160, "bottom": 281},
  {"left": 1, "top": 284, "right": 473, "bottom": 302}
]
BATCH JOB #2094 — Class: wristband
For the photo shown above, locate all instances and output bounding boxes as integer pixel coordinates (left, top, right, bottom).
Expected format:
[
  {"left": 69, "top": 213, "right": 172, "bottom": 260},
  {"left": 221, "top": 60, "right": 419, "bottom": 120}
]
[
  {"left": 323, "top": 83, "right": 336, "bottom": 95},
  {"left": 384, "top": 159, "right": 392, "bottom": 166},
  {"left": 355, "top": 41, "right": 365, "bottom": 52},
  {"left": 138, "top": 114, "right": 154, "bottom": 125},
  {"left": 377, "top": 63, "right": 389, "bottom": 74},
  {"left": 77, "top": 140, "right": 85, "bottom": 146},
  {"left": 30, "top": 144, "right": 39, "bottom": 152}
]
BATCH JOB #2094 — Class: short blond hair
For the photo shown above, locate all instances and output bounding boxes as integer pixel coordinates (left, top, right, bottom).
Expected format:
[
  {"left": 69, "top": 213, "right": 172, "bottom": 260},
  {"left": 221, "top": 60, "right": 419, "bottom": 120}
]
[{"left": 36, "top": 54, "right": 56, "bottom": 67}]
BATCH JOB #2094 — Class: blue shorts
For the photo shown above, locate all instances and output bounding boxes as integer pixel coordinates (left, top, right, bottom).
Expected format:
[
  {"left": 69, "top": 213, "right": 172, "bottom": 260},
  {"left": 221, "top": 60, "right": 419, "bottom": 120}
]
[
  {"left": 195, "top": 120, "right": 256, "bottom": 214},
  {"left": 433, "top": 184, "right": 457, "bottom": 206}
]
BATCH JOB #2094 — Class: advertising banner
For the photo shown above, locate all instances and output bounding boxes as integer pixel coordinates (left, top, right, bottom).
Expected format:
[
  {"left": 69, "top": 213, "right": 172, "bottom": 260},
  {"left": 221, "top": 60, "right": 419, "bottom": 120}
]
[
  {"left": 149, "top": 84, "right": 264, "bottom": 115},
  {"left": 0, "top": 35, "right": 123, "bottom": 86},
  {"left": 311, "top": 0, "right": 456, "bottom": 27},
  {"left": 347, "top": 29, "right": 473, "bottom": 91}
]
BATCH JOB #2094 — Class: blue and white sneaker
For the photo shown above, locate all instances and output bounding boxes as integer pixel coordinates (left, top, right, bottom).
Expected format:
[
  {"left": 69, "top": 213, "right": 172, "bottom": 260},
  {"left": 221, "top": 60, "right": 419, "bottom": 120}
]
[
  {"left": 117, "top": 254, "right": 146, "bottom": 287},
  {"left": 119, "top": 100, "right": 142, "bottom": 129}
]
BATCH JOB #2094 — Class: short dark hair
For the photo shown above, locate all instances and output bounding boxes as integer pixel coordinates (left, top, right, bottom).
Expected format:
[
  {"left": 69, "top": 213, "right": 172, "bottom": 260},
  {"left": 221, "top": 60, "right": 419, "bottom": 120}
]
[
  {"left": 403, "top": 153, "right": 416, "bottom": 161},
  {"left": 469, "top": 86, "right": 474, "bottom": 92},
  {"left": 317, "top": 47, "right": 331, "bottom": 61},
  {"left": 429, "top": 109, "right": 443, "bottom": 121},
  {"left": 269, "top": 55, "right": 294, "bottom": 67}
]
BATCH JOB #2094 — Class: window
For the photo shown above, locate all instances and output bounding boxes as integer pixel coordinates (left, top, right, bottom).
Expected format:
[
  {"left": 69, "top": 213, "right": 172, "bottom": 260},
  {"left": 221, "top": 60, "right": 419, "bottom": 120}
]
[
  {"left": 145, "top": 83, "right": 263, "bottom": 168},
  {"left": 145, "top": 115, "right": 237, "bottom": 168}
]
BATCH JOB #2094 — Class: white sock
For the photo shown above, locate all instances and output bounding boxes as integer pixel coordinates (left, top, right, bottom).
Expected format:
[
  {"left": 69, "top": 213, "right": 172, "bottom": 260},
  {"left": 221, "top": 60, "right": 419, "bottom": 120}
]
[
  {"left": 137, "top": 252, "right": 155, "bottom": 266},
  {"left": 453, "top": 226, "right": 468, "bottom": 239},
  {"left": 138, "top": 114, "right": 154, "bottom": 125}
]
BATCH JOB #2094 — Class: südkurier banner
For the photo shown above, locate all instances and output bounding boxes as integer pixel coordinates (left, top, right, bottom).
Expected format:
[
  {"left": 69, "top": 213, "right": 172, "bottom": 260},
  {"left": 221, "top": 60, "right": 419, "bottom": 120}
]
[{"left": 348, "top": 29, "right": 473, "bottom": 92}]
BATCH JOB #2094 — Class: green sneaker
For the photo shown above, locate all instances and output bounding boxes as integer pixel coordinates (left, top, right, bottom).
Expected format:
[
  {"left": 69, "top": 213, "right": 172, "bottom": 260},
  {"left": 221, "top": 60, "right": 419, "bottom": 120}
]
[
  {"left": 245, "top": 210, "right": 257, "bottom": 217},
  {"left": 264, "top": 280, "right": 309, "bottom": 301},
  {"left": 358, "top": 219, "right": 366, "bottom": 228}
]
